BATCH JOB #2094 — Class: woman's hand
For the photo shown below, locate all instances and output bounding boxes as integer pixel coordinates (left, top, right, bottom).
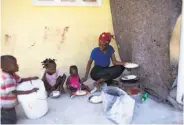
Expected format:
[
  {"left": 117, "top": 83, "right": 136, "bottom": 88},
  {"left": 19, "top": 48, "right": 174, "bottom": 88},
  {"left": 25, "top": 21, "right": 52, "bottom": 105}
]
[
  {"left": 111, "top": 53, "right": 128, "bottom": 66},
  {"left": 82, "top": 59, "right": 93, "bottom": 83},
  {"left": 121, "top": 62, "right": 128, "bottom": 66},
  {"left": 81, "top": 76, "right": 88, "bottom": 83}
]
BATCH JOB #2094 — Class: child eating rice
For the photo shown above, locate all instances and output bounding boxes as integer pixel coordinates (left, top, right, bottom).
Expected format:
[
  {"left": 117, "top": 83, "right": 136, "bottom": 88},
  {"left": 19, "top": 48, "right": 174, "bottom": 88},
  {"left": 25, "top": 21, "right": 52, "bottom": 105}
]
[
  {"left": 66, "top": 65, "right": 90, "bottom": 98},
  {"left": 41, "top": 58, "right": 66, "bottom": 96}
]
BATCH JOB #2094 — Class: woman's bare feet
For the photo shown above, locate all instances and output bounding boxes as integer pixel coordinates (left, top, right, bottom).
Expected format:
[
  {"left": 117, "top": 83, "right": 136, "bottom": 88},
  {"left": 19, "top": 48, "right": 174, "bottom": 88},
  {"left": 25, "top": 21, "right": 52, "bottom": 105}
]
[
  {"left": 94, "top": 81, "right": 100, "bottom": 89},
  {"left": 86, "top": 86, "right": 90, "bottom": 92},
  {"left": 90, "top": 87, "right": 97, "bottom": 94},
  {"left": 90, "top": 78, "right": 106, "bottom": 94}
]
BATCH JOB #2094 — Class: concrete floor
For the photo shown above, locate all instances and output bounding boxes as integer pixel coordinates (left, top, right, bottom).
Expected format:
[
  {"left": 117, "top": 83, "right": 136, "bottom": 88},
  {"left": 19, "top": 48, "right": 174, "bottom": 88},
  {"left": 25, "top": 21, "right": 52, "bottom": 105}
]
[{"left": 16, "top": 79, "right": 183, "bottom": 124}]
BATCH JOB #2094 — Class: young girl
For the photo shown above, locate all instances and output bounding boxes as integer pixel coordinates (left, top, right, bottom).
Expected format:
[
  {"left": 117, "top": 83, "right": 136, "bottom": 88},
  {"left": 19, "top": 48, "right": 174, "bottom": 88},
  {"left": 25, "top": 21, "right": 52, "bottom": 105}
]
[
  {"left": 66, "top": 65, "right": 90, "bottom": 97},
  {"left": 41, "top": 58, "right": 66, "bottom": 95}
]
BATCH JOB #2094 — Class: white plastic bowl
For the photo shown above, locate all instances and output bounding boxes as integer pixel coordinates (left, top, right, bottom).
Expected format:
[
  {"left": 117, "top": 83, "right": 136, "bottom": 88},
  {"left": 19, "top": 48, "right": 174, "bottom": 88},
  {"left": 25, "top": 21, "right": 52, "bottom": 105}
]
[
  {"left": 121, "top": 75, "right": 138, "bottom": 80},
  {"left": 124, "top": 63, "right": 139, "bottom": 69},
  {"left": 89, "top": 95, "right": 102, "bottom": 104},
  {"left": 49, "top": 91, "right": 61, "bottom": 98}
]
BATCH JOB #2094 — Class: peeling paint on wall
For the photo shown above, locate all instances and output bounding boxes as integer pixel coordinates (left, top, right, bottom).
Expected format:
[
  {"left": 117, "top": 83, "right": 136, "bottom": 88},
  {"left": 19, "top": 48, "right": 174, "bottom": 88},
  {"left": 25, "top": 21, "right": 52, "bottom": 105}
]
[
  {"left": 43, "top": 26, "right": 69, "bottom": 50},
  {"left": 1, "top": 0, "right": 117, "bottom": 77},
  {"left": 5, "top": 34, "right": 11, "bottom": 44},
  {"left": 28, "top": 42, "right": 36, "bottom": 48},
  {"left": 43, "top": 26, "right": 69, "bottom": 43},
  {"left": 61, "top": 26, "right": 69, "bottom": 42},
  {"left": 3, "top": 34, "right": 17, "bottom": 55}
]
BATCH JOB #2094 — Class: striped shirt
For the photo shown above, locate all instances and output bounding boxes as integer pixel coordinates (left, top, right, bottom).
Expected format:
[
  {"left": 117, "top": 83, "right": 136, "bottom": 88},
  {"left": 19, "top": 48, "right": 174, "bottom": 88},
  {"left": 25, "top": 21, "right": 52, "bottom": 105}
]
[{"left": 0, "top": 71, "right": 21, "bottom": 108}]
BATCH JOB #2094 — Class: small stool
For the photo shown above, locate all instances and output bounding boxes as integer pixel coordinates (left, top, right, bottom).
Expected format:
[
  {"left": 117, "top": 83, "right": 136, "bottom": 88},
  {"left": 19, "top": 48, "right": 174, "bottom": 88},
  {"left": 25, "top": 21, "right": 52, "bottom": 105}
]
[{"left": 120, "top": 82, "right": 143, "bottom": 94}]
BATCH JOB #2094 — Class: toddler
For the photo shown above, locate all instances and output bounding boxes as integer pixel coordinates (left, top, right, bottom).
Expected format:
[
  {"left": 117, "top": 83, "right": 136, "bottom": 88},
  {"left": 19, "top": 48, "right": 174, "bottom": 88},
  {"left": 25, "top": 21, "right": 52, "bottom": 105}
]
[
  {"left": 41, "top": 58, "right": 66, "bottom": 95},
  {"left": 66, "top": 65, "right": 90, "bottom": 98}
]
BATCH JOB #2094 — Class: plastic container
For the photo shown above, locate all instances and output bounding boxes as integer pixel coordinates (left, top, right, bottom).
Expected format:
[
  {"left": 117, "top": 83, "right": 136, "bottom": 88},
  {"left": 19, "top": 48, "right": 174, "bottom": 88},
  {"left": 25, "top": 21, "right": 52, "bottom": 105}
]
[
  {"left": 16, "top": 79, "right": 48, "bottom": 119},
  {"left": 88, "top": 95, "right": 102, "bottom": 104},
  {"left": 120, "top": 75, "right": 139, "bottom": 83},
  {"left": 141, "top": 92, "right": 148, "bottom": 102},
  {"left": 127, "top": 88, "right": 139, "bottom": 95}
]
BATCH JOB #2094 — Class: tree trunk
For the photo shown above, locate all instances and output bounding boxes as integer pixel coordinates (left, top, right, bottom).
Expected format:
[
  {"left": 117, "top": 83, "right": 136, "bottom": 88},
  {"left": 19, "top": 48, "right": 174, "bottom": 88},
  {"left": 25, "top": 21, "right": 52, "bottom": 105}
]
[{"left": 110, "top": 0, "right": 181, "bottom": 101}]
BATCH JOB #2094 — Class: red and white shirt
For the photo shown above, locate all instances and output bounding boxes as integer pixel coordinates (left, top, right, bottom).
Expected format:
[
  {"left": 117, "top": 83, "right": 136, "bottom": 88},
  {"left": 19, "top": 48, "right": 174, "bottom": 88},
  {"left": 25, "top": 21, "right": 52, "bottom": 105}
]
[{"left": 0, "top": 71, "right": 21, "bottom": 108}]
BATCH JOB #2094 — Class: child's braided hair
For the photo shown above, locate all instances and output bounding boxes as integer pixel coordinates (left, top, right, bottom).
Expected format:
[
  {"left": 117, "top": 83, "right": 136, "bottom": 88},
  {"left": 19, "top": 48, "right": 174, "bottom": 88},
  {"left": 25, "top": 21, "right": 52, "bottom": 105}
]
[{"left": 41, "top": 58, "right": 56, "bottom": 68}]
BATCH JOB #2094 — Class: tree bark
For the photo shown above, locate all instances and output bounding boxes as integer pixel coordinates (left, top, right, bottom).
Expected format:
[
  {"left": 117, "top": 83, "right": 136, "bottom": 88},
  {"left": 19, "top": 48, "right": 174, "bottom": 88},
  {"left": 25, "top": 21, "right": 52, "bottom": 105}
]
[{"left": 110, "top": 0, "right": 181, "bottom": 101}]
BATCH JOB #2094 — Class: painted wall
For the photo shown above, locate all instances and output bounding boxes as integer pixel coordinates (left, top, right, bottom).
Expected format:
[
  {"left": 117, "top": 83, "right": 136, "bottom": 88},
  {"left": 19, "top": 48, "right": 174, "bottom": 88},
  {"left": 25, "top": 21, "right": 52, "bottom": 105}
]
[
  {"left": 170, "top": 15, "right": 181, "bottom": 77},
  {"left": 1, "top": 0, "right": 120, "bottom": 77}
]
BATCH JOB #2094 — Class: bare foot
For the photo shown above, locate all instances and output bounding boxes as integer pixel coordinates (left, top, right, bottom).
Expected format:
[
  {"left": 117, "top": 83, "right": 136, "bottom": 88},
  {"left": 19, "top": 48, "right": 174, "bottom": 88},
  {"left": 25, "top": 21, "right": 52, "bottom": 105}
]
[
  {"left": 86, "top": 86, "right": 90, "bottom": 92},
  {"left": 70, "top": 94, "right": 75, "bottom": 98},
  {"left": 47, "top": 91, "right": 51, "bottom": 97},
  {"left": 60, "top": 87, "right": 65, "bottom": 93},
  {"left": 94, "top": 82, "right": 100, "bottom": 90}
]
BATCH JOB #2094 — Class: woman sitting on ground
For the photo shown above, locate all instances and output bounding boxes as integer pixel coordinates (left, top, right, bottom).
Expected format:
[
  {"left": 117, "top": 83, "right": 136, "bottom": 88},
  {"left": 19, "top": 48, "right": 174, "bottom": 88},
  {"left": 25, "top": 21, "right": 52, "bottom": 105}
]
[{"left": 82, "top": 32, "right": 127, "bottom": 93}]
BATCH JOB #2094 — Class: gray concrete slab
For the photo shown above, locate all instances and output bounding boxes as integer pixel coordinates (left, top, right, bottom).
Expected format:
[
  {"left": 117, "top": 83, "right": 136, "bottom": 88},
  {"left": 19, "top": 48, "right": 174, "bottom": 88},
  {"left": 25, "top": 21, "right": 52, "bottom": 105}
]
[{"left": 16, "top": 79, "right": 183, "bottom": 124}]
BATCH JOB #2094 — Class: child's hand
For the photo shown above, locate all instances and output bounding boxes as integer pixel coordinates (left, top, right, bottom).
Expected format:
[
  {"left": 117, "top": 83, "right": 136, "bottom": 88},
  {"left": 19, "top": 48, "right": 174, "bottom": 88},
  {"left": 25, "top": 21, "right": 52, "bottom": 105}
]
[
  {"left": 51, "top": 87, "right": 55, "bottom": 91},
  {"left": 31, "top": 76, "right": 39, "bottom": 80},
  {"left": 31, "top": 88, "right": 39, "bottom": 92}
]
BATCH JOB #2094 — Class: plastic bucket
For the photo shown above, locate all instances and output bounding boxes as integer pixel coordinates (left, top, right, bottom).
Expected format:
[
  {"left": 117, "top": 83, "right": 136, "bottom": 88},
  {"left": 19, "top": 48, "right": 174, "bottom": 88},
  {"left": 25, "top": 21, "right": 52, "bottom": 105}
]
[{"left": 17, "top": 79, "right": 48, "bottom": 119}]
